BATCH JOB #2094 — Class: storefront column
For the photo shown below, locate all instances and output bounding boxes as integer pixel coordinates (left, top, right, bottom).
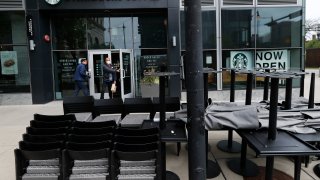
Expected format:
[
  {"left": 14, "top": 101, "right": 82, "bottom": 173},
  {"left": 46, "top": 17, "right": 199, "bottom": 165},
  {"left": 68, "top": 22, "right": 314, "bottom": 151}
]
[
  {"left": 167, "top": 6, "right": 181, "bottom": 98},
  {"left": 26, "top": 1, "right": 54, "bottom": 104}
]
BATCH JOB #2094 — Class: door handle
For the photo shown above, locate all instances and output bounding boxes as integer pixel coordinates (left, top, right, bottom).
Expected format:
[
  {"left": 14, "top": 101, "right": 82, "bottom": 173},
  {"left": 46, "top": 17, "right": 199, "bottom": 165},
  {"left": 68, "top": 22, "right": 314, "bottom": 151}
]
[{"left": 122, "top": 69, "right": 126, "bottom": 79}]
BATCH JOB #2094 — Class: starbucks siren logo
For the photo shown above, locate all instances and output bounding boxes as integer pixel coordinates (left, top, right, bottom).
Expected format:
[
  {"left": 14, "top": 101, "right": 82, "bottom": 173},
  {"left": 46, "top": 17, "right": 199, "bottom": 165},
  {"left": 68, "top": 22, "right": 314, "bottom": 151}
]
[{"left": 232, "top": 53, "right": 248, "bottom": 69}]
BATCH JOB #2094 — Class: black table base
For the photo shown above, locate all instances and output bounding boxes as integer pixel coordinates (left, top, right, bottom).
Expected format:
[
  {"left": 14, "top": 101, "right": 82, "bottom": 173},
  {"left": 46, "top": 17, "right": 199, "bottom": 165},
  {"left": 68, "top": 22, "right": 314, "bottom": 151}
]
[
  {"left": 217, "top": 140, "right": 241, "bottom": 153},
  {"left": 207, "top": 160, "right": 221, "bottom": 178},
  {"left": 227, "top": 158, "right": 259, "bottom": 177},
  {"left": 166, "top": 171, "right": 180, "bottom": 180},
  {"left": 313, "top": 164, "right": 320, "bottom": 178}
]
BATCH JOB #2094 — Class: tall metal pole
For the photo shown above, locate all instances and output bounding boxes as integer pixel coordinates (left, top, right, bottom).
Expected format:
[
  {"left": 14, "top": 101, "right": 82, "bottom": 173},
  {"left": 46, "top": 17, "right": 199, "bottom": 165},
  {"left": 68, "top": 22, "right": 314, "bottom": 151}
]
[
  {"left": 184, "top": 0, "right": 206, "bottom": 178},
  {"left": 308, "top": 73, "right": 315, "bottom": 109}
]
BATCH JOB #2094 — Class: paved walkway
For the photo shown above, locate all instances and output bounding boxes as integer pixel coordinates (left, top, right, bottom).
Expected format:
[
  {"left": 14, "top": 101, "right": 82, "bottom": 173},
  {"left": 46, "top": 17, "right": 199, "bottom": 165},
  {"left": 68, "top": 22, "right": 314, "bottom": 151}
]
[{"left": 0, "top": 70, "right": 319, "bottom": 179}]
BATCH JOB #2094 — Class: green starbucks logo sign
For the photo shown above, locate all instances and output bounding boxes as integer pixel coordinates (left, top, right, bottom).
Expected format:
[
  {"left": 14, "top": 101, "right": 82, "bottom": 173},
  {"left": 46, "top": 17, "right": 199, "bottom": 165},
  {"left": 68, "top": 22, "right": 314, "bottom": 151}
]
[{"left": 232, "top": 53, "right": 248, "bottom": 69}]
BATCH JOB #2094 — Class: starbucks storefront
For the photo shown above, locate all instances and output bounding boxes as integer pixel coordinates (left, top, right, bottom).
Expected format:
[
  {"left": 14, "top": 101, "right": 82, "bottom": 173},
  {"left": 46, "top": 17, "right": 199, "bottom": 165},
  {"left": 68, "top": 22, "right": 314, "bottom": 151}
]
[{"left": 26, "top": 0, "right": 181, "bottom": 103}]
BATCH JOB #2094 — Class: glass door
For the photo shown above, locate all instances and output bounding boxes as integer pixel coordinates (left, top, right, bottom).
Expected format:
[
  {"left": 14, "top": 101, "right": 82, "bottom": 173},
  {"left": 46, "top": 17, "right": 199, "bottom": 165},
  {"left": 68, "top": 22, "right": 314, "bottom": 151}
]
[
  {"left": 88, "top": 50, "right": 111, "bottom": 99},
  {"left": 120, "top": 49, "right": 133, "bottom": 98},
  {"left": 88, "top": 49, "right": 134, "bottom": 99}
]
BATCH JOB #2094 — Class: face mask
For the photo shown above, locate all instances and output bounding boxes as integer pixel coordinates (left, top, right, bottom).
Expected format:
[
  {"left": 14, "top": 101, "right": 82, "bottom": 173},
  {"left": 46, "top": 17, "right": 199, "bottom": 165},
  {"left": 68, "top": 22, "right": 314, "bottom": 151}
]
[{"left": 106, "top": 61, "right": 111, "bottom": 64}]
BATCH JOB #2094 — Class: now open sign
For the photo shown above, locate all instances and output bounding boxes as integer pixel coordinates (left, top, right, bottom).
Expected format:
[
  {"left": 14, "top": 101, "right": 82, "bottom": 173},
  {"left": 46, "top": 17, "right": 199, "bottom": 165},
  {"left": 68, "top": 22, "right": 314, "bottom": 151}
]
[{"left": 255, "top": 50, "right": 289, "bottom": 70}]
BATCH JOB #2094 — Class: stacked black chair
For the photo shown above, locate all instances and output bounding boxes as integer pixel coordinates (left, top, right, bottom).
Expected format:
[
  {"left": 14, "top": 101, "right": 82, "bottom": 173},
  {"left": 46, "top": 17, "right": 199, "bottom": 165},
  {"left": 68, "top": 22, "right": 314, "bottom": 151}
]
[
  {"left": 62, "top": 120, "right": 116, "bottom": 180},
  {"left": 63, "top": 149, "right": 110, "bottom": 180},
  {"left": 26, "top": 127, "right": 69, "bottom": 136},
  {"left": 120, "top": 98, "right": 154, "bottom": 128},
  {"left": 123, "top": 98, "right": 153, "bottom": 116},
  {"left": 152, "top": 97, "right": 180, "bottom": 120},
  {"left": 69, "top": 121, "right": 116, "bottom": 136},
  {"left": 15, "top": 114, "right": 74, "bottom": 180},
  {"left": 15, "top": 147, "right": 63, "bottom": 180},
  {"left": 93, "top": 99, "right": 125, "bottom": 122},
  {"left": 111, "top": 127, "right": 161, "bottom": 180},
  {"left": 72, "top": 120, "right": 116, "bottom": 129},
  {"left": 34, "top": 114, "right": 76, "bottom": 122},
  {"left": 63, "top": 96, "right": 95, "bottom": 120}
]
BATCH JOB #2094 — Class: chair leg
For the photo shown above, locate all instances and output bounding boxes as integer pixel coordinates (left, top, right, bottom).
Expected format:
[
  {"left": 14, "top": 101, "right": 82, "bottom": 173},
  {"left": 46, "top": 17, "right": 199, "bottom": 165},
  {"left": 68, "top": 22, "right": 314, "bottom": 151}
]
[
  {"left": 294, "top": 156, "right": 302, "bottom": 180},
  {"left": 304, "top": 156, "right": 309, "bottom": 168},
  {"left": 177, "top": 142, "right": 181, "bottom": 156}
]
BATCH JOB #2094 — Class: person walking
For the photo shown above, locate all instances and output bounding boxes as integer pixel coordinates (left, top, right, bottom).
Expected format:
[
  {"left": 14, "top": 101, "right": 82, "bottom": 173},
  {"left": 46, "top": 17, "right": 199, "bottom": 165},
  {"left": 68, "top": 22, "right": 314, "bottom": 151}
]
[
  {"left": 73, "top": 58, "right": 90, "bottom": 96},
  {"left": 100, "top": 55, "right": 118, "bottom": 99}
]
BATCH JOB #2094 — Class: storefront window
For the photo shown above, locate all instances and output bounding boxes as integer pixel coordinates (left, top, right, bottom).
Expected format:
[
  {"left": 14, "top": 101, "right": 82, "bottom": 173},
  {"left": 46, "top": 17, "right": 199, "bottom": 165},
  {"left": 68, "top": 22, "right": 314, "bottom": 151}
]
[
  {"left": 135, "top": 49, "right": 167, "bottom": 97},
  {"left": 256, "top": 7, "right": 302, "bottom": 48},
  {"left": 0, "top": 12, "right": 30, "bottom": 93},
  {"left": 223, "top": 0, "right": 253, "bottom": 6},
  {"left": 222, "top": 50, "right": 254, "bottom": 89},
  {"left": 52, "top": 18, "right": 87, "bottom": 50},
  {"left": 51, "top": 13, "right": 168, "bottom": 98},
  {"left": 109, "top": 17, "right": 133, "bottom": 49},
  {"left": 180, "top": 10, "right": 216, "bottom": 50},
  {"left": 87, "top": 17, "right": 134, "bottom": 49},
  {"left": 203, "top": 50, "right": 217, "bottom": 89},
  {"left": 222, "top": 9, "right": 255, "bottom": 49},
  {"left": 257, "top": 0, "right": 298, "bottom": 5},
  {"left": 87, "top": 17, "right": 109, "bottom": 49},
  {"left": 133, "top": 14, "right": 167, "bottom": 49},
  {"left": 203, "top": 10, "right": 216, "bottom": 49},
  {"left": 53, "top": 51, "right": 87, "bottom": 99}
]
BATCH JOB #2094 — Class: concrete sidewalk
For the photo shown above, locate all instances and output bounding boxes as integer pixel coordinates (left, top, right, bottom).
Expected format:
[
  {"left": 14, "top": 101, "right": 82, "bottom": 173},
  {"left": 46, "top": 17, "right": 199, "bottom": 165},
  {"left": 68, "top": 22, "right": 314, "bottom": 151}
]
[{"left": 0, "top": 70, "right": 319, "bottom": 179}]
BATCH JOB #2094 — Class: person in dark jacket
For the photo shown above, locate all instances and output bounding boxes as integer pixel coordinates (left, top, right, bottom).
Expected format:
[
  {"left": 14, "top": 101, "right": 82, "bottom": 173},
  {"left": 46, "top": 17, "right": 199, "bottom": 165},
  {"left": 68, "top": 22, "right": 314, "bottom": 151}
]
[
  {"left": 100, "top": 55, "right": 117, "bottom": 99},
  {"left": 73, "top": 58, "right": 90, "bottom": 96}
]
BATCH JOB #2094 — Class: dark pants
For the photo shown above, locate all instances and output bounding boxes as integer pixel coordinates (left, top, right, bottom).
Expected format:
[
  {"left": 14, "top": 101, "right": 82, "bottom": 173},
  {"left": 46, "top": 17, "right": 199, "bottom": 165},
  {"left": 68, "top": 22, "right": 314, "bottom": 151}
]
[
  {"left": 100, "top": 81, "right": 113, "bottom": 99},
  {"left": 73, "top": 81, "right": 89, "bottom": 96}
]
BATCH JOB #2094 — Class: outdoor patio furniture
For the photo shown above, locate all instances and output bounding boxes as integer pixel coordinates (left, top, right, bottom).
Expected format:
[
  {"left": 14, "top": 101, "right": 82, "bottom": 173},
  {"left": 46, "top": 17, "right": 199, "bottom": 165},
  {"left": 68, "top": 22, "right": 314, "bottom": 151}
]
[
  {"left": 93, "top": 98, "right": 125, "bottom": 119},
  {"left": 15, "top": 148, "right": 62, "bottom": 180},
  {"left": 69, "top": 127, "right": 114, "bottom": 135},
  {"left": 30, "top": 120, "right": 72, "bottom": 128},
  {"left": 216, "top": 68, "right": 241, "bottom": 153},
  {"left": 22, "top": 134, "right": 67, "bottom": 143},
  {"left": 123, "top": 98, "right": 154, "bottom": 117},
  {"left": 62, "top": 147, "right": 110, "bottom": 180},
  {"left": 144, "top": 71, "right": 181, "bottom": 180},
  {"left": 111, "top": 127, "right": 161, "bottom": 179},
  {"left": 65, "top": 141, "right": 112, "bottom": 152},
  {"left": 34, "top": 113, "right": 76, "bottom": 122},
  {"left": 63, "top": 96, "right": 94, "bottom": 120},
  {"left": 111, "top": 149, "right": 161, "bottom": 180},
  {"left": 19, "top": 141, "right": 64, "bottom": 151},
  {"left": 26, "top": 127, "right": 69, "bottom": 135},
  {"left": 229, "top": 72, "right": 320, "bottom": 180},
  {"left": 68, "top": 134, "right": 113, "bottom": 143},
  {"left": 72, "top": 120, "right": 116, "bottom": 129},
  {"left": 152, "top": 97, "right": 181, "bottom": 119},
  {"left": 114, "top": 134, "right": 159, "bottom": 145}
]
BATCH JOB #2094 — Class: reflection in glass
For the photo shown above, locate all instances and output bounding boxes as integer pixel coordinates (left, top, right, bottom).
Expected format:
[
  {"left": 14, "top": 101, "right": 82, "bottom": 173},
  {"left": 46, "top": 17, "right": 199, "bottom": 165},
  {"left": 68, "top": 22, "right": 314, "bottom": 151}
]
[
  {"left": 180, "top": 10, "right": 216, "bottom": 50},
  {"left": 53, "top": 51, "right": 87, "bottom": 99},
  {"left": 110, "top": 17, "right": 133, "bottom": 49},
  {"left": 135, "top": 49, "right": 167, "bottom": 97},
  {"left": 222, "top": 9, "right": 254, "bottom": 49},
  {"left": 203, "top": 10, "right": 216, "bottom": 49},
  {"left": 87, "top": 18, "right": 108, "bottom": 49},
  {"left": 52, "top": 18, "right": 87, "bottom": 50},
  {"left": 256, "top": 7, "right": 302, "bottom": 48},
  {"left": 133, "top": 15, "right": 167, "bottom": 49}
]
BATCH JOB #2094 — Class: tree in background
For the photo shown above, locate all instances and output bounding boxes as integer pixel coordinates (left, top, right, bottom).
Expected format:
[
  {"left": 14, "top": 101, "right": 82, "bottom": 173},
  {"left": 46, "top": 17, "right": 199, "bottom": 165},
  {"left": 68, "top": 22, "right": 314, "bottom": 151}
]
[
  {"left": 306, "top": 39, "right": 320, "bottom": 49},
  {"left": 305, "top": 18, "right": 320, "bottom": 48}
]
